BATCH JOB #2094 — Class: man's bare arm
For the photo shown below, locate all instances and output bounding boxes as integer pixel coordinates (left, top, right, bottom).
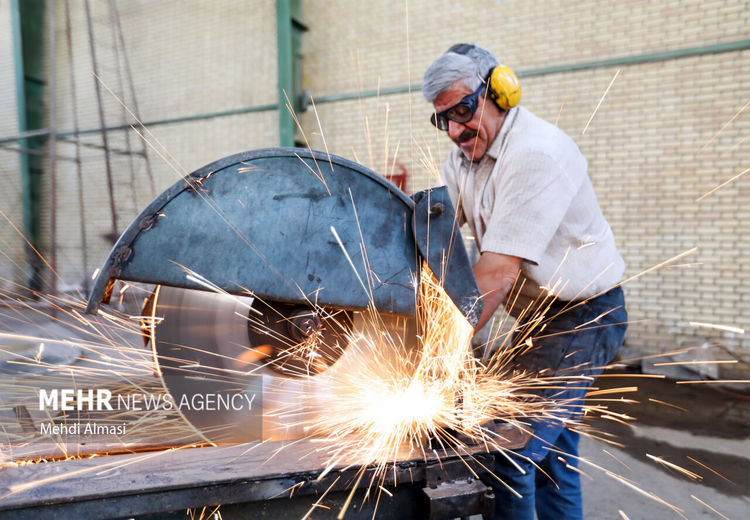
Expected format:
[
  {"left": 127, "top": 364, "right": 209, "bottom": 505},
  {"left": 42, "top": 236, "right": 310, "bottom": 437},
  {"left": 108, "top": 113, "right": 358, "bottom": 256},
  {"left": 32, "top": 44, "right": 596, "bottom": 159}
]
[{"left": 472, "top": 252, "right": 522, "bottom": 332}]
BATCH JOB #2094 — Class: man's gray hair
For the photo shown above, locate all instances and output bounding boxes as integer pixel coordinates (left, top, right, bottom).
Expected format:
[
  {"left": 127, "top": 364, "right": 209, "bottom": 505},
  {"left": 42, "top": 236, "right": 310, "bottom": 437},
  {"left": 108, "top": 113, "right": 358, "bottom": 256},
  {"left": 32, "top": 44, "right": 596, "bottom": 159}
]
[{"left": 422, "top": 43, "right": 499, "bottom": 102}]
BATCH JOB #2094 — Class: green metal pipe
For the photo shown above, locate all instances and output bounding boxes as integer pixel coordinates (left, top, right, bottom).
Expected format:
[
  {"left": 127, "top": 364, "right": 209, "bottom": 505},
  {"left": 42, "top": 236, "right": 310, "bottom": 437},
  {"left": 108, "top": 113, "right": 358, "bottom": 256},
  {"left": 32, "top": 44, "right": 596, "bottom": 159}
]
[
  {"left": 519, "top": 39, "right": 750, "bottom": 77},
  {"left": 10, "top": 0, "right": 45, "bottom": 293},
  {"left": 276, "top": 0, "right": 295, "bottom": 146},
  {"left": 312, "top": 38, "right": 750, "bottom": 104},
  {"left": 65, "top": 103, "right": 280, "bottom": 137},
  {"left": 2, "top": 38, "right": 747, "bottom": 147},
  {"left": 0, "top": 103, "right": 280, "bottom": 146}
]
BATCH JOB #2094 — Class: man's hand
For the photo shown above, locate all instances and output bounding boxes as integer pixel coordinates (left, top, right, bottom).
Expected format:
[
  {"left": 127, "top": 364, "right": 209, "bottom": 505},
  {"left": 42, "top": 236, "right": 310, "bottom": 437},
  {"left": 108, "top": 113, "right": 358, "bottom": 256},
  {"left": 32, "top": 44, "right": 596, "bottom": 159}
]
[{"left": 473, "top": 252, "right": 522, "bottom": 332}]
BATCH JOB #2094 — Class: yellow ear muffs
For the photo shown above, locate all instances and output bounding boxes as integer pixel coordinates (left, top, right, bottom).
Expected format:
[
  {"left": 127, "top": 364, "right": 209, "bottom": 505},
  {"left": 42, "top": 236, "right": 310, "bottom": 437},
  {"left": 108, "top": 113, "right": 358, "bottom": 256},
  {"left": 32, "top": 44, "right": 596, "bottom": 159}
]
[{"left": 487, "top": 65, "right": 521, "bottom": 110}]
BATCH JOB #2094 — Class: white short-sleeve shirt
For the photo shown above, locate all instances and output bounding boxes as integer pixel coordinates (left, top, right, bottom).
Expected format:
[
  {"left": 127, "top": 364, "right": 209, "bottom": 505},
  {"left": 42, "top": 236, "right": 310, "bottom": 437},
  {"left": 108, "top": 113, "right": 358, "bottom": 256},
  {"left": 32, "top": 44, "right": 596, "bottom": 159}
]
[{"left": 441, "top": 106, "right": 625, "bottom": 303}]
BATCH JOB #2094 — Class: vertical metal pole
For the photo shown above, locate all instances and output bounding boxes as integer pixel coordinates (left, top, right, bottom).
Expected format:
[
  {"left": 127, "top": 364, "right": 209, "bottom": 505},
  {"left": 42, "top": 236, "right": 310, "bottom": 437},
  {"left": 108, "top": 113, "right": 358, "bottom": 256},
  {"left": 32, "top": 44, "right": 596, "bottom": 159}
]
[
  {"left": 83, "top": 0, "right": 119, "bottom": 240},
  {"left": 10, "top": 0, "right": 31, "bottom": 283},
  {"left": 47, "top": 0, "right": 57, "bottom": 297},
  {"left": 11, "top": 0, "right": 45, "bottom": 294},
  {"left": 109, "top": 0, "right": 156, "bottom": 198},
  {"left": 276, "top": 0, "right": 294, "bottom": 147},
  {"left": 107, "top": 0, "right": 138, "bottom": 208},
  {"left": 64, "top": 0, "right": 88, "bottom": 292}
]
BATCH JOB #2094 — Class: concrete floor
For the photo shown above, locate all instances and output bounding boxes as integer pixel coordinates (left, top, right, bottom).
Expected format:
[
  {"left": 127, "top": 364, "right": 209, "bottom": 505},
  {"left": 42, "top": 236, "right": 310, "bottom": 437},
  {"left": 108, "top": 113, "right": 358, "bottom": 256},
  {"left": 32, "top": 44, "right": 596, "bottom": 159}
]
[
  {"left": 581, "top": 430, "right": 750, "bottom": 519},
  {"left": 581, "top": 375, "right": 750, "bottom": 519}
]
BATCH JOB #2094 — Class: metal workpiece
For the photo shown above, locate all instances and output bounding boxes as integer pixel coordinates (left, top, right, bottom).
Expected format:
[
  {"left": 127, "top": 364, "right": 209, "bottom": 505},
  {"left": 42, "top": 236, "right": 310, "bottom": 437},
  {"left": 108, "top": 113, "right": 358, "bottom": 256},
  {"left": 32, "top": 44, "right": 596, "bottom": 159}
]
[
  {"left": 86, "top": 147, "right": 482, "bottom": 325},
  {"left": 412, "top": 187, "right": 483, "bottom": 327}
]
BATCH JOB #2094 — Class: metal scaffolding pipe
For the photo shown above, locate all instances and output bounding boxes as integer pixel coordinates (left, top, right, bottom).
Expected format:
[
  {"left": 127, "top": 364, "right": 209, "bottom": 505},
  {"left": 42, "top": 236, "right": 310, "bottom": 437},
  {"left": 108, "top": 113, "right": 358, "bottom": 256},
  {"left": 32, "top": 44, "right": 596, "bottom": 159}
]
[
  {"left": 48, "top": 0, "right": 58, "bottom": 297},
  {"left": 83, "top": 0, "right": 118, "bottom": 240},
  {"left": 64, "top": 0, "right": 89, "bottom": 291}
]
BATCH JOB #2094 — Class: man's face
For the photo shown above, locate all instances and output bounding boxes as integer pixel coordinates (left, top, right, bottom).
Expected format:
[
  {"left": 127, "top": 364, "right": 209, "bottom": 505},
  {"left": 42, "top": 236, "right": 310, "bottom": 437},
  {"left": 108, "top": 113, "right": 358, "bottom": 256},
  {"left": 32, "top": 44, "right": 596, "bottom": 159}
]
[{"left": 433, "top": 80, "right": 505, "bottom": 161}]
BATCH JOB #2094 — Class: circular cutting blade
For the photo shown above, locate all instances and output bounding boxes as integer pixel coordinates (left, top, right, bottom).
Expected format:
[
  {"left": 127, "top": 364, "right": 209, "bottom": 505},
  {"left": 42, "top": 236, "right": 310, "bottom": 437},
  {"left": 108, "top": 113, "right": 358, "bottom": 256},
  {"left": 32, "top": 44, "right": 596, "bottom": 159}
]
[
  {"left": 148, "top": 286, "right": 417, "bottom": 444},
  {"left": 244, "top": 299, "right": 353, "bottom": 378}
]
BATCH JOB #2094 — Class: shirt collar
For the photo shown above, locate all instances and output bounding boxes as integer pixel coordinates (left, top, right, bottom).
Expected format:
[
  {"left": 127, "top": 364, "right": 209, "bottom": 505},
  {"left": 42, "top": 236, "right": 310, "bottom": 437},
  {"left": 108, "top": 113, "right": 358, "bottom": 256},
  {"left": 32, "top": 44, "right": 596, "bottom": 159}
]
[{"left": 486, "top": 106, "right": 519, "bottom": 160}]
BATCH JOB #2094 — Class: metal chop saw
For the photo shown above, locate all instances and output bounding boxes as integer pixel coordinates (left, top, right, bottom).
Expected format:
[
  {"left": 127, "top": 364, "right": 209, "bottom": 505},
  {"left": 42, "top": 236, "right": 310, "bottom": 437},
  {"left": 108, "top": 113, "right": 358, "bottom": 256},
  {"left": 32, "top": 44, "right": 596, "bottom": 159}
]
[{"left": 86, "top": 148, "right": 483, "bottom": 444}]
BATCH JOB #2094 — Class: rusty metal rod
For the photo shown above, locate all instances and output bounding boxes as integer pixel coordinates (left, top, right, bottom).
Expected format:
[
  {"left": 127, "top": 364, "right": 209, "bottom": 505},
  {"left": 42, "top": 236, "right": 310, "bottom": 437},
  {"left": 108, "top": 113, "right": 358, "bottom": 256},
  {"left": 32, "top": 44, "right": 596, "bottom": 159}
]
[
  {"left": 109, "top": 0, "right": 156, "bottom": 198},
  {"left": 56, "top": 135, "right": 148, "bottom": 156},
  {"left": 0, "top": 144, "right": 76, "bottom": 161},
  {"left": 65, "top": 0, "right": 89, "bottom": 290},
  {"left": 48, "top": 0, "right": 57, "bottom": 298},
  {"left": 108, "top": 0, "right": 138, "bottom": 207},
  {"left": 83, "top": 0, "right": 118, "bottom": 240}
]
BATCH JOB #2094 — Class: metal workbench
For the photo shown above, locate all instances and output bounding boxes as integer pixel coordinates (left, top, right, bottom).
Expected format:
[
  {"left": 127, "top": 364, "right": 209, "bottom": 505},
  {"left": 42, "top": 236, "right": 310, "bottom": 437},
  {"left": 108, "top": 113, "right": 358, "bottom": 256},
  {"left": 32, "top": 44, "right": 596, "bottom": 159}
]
[{"left": 0, "top": 439, "right": 505, "bottom": 519}]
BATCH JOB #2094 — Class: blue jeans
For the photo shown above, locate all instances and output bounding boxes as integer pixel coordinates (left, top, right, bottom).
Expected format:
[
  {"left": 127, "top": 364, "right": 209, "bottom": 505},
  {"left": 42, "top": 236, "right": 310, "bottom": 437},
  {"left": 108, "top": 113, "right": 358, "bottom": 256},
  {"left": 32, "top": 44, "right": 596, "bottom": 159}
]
[{"left": 491, "top": 287, "right": 627, "bottom": 520}]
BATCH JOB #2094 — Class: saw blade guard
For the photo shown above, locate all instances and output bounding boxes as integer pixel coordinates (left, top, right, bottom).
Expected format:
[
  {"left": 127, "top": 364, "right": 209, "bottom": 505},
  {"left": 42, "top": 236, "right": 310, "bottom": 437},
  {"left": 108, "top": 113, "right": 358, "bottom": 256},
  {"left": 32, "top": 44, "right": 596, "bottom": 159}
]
[{"left": 86, "top": 147, "right": 482, "bottom": 325}]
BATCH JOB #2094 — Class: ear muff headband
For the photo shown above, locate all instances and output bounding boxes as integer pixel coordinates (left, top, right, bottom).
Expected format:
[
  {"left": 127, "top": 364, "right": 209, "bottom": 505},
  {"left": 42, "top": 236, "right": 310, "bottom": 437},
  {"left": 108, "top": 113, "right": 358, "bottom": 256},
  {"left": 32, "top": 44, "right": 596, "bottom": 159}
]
[{"left": 486, "top": 65, "right": 521, "bottom": 110}]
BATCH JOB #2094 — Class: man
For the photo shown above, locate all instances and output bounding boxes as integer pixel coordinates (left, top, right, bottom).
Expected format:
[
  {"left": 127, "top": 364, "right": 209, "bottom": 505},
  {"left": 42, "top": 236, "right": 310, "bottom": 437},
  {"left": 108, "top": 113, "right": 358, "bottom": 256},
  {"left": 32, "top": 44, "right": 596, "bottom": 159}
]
[{"left": 423, "top": 43, "right": 628, "bottom": 520}]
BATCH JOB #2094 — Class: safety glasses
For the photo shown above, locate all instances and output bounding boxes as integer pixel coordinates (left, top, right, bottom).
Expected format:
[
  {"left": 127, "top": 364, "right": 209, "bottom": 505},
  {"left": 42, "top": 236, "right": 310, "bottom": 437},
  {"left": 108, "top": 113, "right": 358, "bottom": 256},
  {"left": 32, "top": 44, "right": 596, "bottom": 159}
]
[{"left": 430, "top": 88, "right": 483, "bottom": 131}]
